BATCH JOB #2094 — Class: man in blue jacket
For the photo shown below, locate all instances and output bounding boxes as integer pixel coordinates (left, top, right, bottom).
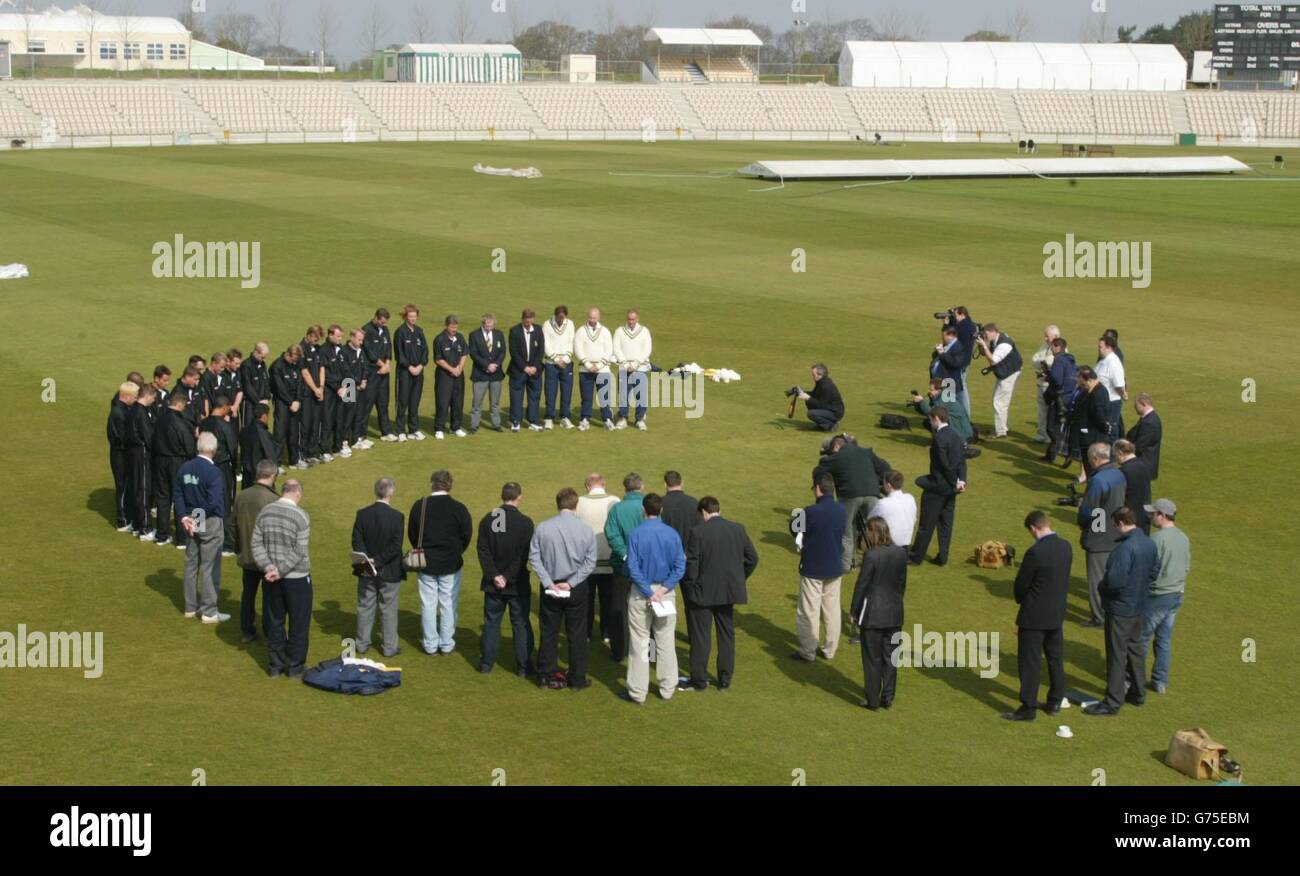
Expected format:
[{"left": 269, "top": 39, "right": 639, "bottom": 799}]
[
  {"left": 174, "top": 431, "right": 230, "bottom": 623},
  {"left": 1085, "top": 507, "right": 1159, "bottom": 716},
  {"left": 792, "top": 473, "right": 847, "bottom": 662},
  {"left": 624, "top": 494, "right": 686, "bottom": 703},
  {"left": 1077, "top": 442, "right": 1127, "bottom": 628}
]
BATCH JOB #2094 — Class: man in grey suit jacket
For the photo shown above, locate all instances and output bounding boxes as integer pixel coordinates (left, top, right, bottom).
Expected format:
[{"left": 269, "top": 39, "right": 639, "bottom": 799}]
[
  {"left": 352, "top": 477, "right": 407, "bottom": 658},
  {"left": 679, "top": 497, "right": 758, "bottom": 691},
  {"left": 468, "top": 314, "right": 507, "bottom": 433}
]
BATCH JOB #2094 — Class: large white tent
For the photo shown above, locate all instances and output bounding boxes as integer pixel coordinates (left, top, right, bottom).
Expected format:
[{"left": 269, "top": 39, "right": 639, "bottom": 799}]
[
  {"left": 396, "top": 44, "right": 522, "bottom": 83},
  {"left": 838, "top": 42, "right": 1186, "bottom": 91}
]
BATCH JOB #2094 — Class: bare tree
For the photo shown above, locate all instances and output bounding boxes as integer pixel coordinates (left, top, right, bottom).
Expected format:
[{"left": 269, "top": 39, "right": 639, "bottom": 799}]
[
  {"left": 877, "top": 8, "right": 908, "bottom": 41},
  {"left": 1080, "top": 10, "right": 1111, "bottom": 43},
  {"left": 450, "top": 0, "right": 477, "bottom": 43},
  {"left": 119, "top": 0, "right": 138, "bottom": 74},
  {"left": 1005, "top": 7, "right": 1032, "bottom": 41},
  {"left": 19, "top": 3, "right": 38, "bottom": 78},
  {"left": 360, "top": 2, "right": 390, "bottom": 72},
  {"left": 411, "top": 3, "right": 433, "bottom": 43},
  {"left": 506, "top": 1, "right": 526, "bottom": 43},
  {"left": 264, "top": 0, "right": 291, "bottom": 55},
  {"left": 910, "top": 12, "right": 930, "bottom": 41},
  {"left": 81, "top": 0, "right": 104, "bottom": 71},
  {"left": 314, "top": 1, "right": 338, "bottom": 78}
]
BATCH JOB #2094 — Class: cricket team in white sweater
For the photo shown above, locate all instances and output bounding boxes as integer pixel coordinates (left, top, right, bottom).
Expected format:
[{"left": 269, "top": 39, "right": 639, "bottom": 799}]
[{"left": 534, "top": 306, "right": 654, "bottom": 432}]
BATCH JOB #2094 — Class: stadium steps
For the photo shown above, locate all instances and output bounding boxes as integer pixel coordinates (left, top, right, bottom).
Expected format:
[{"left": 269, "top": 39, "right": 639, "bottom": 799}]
[
  {"left": 996, "top": 91, "right": 1026, "bottom": 142},
  {"left": 665, "top": 88, "right": 707, "bottom": 138},
  {"left": 828, "top": 90, "right": 866, "bottom": 138},
  {"left": 685, "top": 62, "right": 708, "bottom": 85},
  {"left": 505, "top": 88, "right": 547, "bottom": 135},
  {"left": 1167, "top": 93, "right": 1191, "bottom": 137},
  {"left": 173, "top": 86, "right": 238, "bottom": 137},
  {"left": 0, "top": 88, "right": 43, "bottom": 140}
]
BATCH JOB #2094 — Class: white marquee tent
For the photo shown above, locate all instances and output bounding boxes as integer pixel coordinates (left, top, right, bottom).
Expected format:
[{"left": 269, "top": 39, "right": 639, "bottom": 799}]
[
  {"left": 838, "top": 42, "right": 1186, "bottom": 91},
  {"left": 396, "top": 44, "right": 522, "bottom": 84}
]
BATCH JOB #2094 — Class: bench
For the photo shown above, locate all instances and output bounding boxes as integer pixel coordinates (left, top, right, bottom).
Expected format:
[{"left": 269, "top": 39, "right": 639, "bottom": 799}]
[{"left": 1086, "top": 144, "right": 1116, "bottom": 156}]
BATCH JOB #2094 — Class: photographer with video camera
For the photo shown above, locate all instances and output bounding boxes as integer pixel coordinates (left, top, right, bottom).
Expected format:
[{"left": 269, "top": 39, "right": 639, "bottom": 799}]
[
  {"left": 974, "top": 324, "right": 1023, "bottom": 440},
  {"left": 789, "top": 363, "right": 844, "bottom": 433},
  {"left": 933, "top": 307, "right": 979, "bottom": 415},
  {"left": 909, "top": 379, "right": 973, "bottom": 446}
]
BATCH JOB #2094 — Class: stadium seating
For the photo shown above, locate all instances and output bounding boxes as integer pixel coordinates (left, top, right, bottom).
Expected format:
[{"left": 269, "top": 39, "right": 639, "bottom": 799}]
[
  {"left": 186, "top": 85, "right": 299, "bottom": 133},
  {"left": 1265, "top": 94, "right": 1300, "bottom": 138},
  {"left": 596, "top": 88, "right": 684, "bottom": 131},
  {"left": 520, "top": 87, "right": 612, "bottom": 130},
  {"left": 438, "top": 87, "right": 529, "bottom": 131},
  {"left": 1185, "top": 92, "right": 1268, "bottom": 139},
  {"left": 845, "top": 88, "right": 932, "bottom": 132},
  {"left": 925, "top": 89, "right": 1005, "bottom": 134},
  {"left": 700, "top": 57, "right": 757, "bottom": 84},
  {"left": 9, "top": 84, "right": 132, "bottom": 136},
  {"left": 353, "top": 84, "right": 457, "bottom": 132},
  {"left": 1093, "top": 92, "right": 1173, "bottom": 136},
  {"left": 654, "top": 58, "right": 693, "bottom": 84},
  {"left": 684, "top": 87, "right": 772, "bottom": 130},
  {"left": 1016, "top": 92, "right": 1095, "bottom": 135}
]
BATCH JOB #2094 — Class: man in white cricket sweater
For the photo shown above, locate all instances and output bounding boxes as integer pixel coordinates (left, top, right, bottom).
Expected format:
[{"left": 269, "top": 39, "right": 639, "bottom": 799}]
[
  {"left": 612, "top": 309, "right": 652, "bottom": 431},
  {"left": 573, "top": 308, "right": 616, "bottom": 431},
  {"left": 542, "top": 305, "right": 576, "bottom": 430}
]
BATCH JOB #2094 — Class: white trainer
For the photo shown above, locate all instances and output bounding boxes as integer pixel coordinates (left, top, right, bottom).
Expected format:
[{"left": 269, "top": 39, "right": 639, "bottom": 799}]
[
  {"left": 138, "top": 531, "right": 158, "bottom": 543},
  {"left": 339, "top": 445, "right": 353, "bottom": 458},
  {"left": 511, "top": 424, "right": 521, "bottom": 433},
  {"left": 454, "top": 429, "right": 468, "bottom": 438},
  {"left": 184, "top": 611, "right": 197, "bottom": 618},
  {"left": 604, "top": 419, "right": 616, "bottom": 431},
  {"left": 577, "top": 419, "right": 590, "bottom": 431},
  {"left": 561, "top": 418, "right": 575, "bottom": 430},
  {"left": 413, "top": 431, "right": 427, "bottom": 441},
  {"left": 201, "top": 612, "right": 231, "bottom": 624},
  {"left": 435, "top": 431, "right": 445, "bottom": 440},
  {"left": 397, "top": 433, "right": 408, "bottom": 443},
  {"left": 544, "top": 419, "right": 554, "bottom": 430},
  {"left": 321, "top": 453, "right": 334, "bottom": 463},
  {"left": 636, "top": 420, "right": 648, "bottom": 431},
  {"left": 615, "top": 418, "right": 628, "bottom": 430},
  {"left": 528, "top": 423, "right": 544, "bottom": 432}
]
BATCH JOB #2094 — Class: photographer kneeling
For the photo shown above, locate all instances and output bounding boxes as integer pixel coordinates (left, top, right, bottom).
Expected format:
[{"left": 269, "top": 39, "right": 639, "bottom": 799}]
[
  {"left": 910, "top": 379, "right": 974, "bottom": 446},
  {"left": 790, "top": 363, "right": 844, "bottom": 433}
]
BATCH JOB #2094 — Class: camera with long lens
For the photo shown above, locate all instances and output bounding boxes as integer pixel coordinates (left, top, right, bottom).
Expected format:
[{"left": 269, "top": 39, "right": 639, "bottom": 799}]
[
  {"left": 1055, "top": 482, "right": 1082, "bottom": 507},
  {"left": 784, "top": 386, "right": 801, "bottom": 398}
]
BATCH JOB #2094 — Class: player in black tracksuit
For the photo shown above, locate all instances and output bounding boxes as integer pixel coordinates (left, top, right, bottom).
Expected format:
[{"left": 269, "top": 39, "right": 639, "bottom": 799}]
[
  {"left": 126, "top": 389, "right": 158, "bottom": 536},
  {"left": 152, "top": 394, "right": 196, "bottom": 547},
  {"left": 271, "top": 348, "right": 303, "bottom": 467},
  {"left": 200, "top": 399, "right": 240, "bottom": 552},
  {"left": 341, "top": 331, "right": 368, "bottom": 446},
  {"left": 362, "top": 310, "right": 394, "bottom": 440},
  {"left": 433, "top": 319, "right": 468, "bottom": 435},
  {"left": 239, "top": 347, "right": 270, "bottom": 429},
  {"left": 322, "top": 328, "right": 347, "bottom": 453},
  {"left": 394, "top": 308, "right": 429, "bottom": 437},
  {"left": 107, "top": 393, "right": 134, "bottom": 530},
  {"left": 298, "top": 331, "right": 326, "bottom": 461}
]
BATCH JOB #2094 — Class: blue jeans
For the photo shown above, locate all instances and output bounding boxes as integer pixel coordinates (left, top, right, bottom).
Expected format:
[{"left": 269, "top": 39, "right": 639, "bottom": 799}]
[
  {"left": 579, "top": 370, "right": 613, "bottom": 422},
  {"left": 1141, "top": 592, "right": 1183, "bottom": 687},
  {"left": 618, "top": 369, "right": 647, "bottom": 421},
  {"left": 509, "top": 372, "right": 541, "bottom": 426},
  {"left": 417, "top": 571, "right": 461, "bottom": 654},
  {"left": 543, "top": 362, "right": 574, "bottom": 420}
]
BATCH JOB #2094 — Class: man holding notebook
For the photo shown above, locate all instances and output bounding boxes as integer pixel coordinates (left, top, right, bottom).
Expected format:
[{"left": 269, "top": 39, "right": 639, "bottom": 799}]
[{"left": 623, "top": 493, "right": 686, "bottom": 703}]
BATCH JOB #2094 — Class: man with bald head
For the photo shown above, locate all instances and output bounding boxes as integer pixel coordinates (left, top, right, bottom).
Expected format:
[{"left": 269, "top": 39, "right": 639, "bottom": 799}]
[
  {"left": 1031, "top": 325, "right": 1060, "bottom": 444},
  {"left": 573, "top": 308, "right": 616, "bottom": 431},
  {"left": 576, "top": 472, "right": 621, "bottom": 643},
  {"left": 239, "top": 342, "right": 271, "bottom": 428}
]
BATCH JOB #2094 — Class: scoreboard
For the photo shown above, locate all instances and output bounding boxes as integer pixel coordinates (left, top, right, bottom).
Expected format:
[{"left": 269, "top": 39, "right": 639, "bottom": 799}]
[{"left": 1212, "top": 4, "right": 1300, "bottom": 70}]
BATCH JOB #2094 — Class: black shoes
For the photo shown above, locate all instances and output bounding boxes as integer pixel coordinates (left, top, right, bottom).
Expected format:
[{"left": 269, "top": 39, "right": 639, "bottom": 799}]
[
  {"left": 1083, "top": 702, "right": 1119, "bottom": 716},
  {"left": 859, "top": 700, "right": 880, "bottom": 711},
  {"left": 1002, "top": 707, "right": 1037, "bottom": 722},
  {"left": 1081, "top": 619, "right": 1103, "bottom": 629},
  {"left": 789, "top": 650, "right": 815, "bottom": 663},
  {"left": 1124, "top": 693, "right": 1145, "bottom": 707},
  {"left": 1042, "top": 700, "right": 1063, "bottom": 716},
  {"left": 478, "top": 664, "right": 492, "bottom": 674}
]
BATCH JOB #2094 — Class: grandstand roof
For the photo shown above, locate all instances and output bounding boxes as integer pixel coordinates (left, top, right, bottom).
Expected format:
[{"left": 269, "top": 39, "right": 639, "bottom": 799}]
[
  {"left": 644, "top": 28, "right": 763, "bottom": 47},
  {"left": 398, "top": 43, "right": 521, "bottom": 55},
  {"left": 0, "top": 5, "right": 189, "bottom": 35}
]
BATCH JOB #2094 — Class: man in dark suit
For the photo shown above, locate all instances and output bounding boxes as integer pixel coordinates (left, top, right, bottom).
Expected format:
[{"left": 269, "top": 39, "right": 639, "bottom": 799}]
[
  {"left": 1004, "top": 510, "right": 1072, "bottom": 722},
  {"left": 351, "top": 477, "right": 407, "bottom": 659},
  {"left": 508, "top": 309, "right": 545, "bottom": 432},
  {"left": 477, "top": 482, "right": 536, "bottom": 676},
  {"left": 930, "top": 324, "right": 965, "bottom": 400},
  {"left": 909, "top": 406, "right": 967, "bottom": 566},
  {"left": 199, "top": 395, "right": 240, "bottom": 555},
  {"left": 151, "top": 392, "right": 196, "bottom": 548},
  {"left": 1086, "top": 507, "right": 1159, "bottom": 716},
  {"left": 850, "top": 517, "right": 908, "bottom": 710},
  {"left": 679, "top": 497, "right": 758, "bottom": 691},
  {"left": 467, "top": 313, "right": 507, "bottom": 433},
  {"left": 1126, "top": 393, "right": 1162, "bottom": 480},
  {"left": 1115, "top": 440, "right": 1153, "bottom": 534},
  {"left": 239, "top": 403, "right": 279, "bottom": 490}
]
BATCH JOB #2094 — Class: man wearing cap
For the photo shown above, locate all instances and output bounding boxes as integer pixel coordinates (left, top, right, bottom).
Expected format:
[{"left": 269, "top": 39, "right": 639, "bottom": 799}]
[{"left": 1140, "top": 498, "right": 1189, "bottom": 695}]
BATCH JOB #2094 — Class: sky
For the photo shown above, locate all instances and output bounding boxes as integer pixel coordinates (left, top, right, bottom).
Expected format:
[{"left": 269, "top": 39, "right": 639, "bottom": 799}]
[{"left": 51, "top": 0, "right": 1216, "bottom": 56}]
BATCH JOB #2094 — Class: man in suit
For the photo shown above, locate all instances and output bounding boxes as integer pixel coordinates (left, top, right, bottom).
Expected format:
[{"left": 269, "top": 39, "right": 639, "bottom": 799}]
[
  {"left": 823, "top": 434, "right": 891, "bottom": 573},
  {"left": 467, "top": 313, "right": 507, "bottom": 433},
  {"left": 1126, "top": 393, "right": 1162, "bottom": 480},
  {"left": 352, "top": 477, "right": 407, "bottom": 659},
  {"left": 1077, "top": 442, "right": 1127, "bottom": 627},
  {"left": 679, "top": 496, "right": 758, "bottom": 691},
  {"left": 1115, "top": 439, "right": 1153, "bottom": 534},
  {"left": 929, "top": 324, "right": 965, "bottom": 403},
  {"left": 233, "top": 460, "right": 279, "bottom": 643},
  {"left": 659, "top": 470, "right": 699, "bottom": 644},
  {"left": 909, "top": 406, "right": 967, "bottom": 567},
  {"left": 477, "top": 482, "right": 536, "bottom": 676},
  {"left": 850, "top": 517, "right": 908, "bottom": 710},
  {"left": 239, "top": 403, "right": 279, "bottom": 490},
  {"left": 791, "top": 473, "right": 846, "bottom": 662},
  {"left": 1072, "top": 366, "right": 1115, "bottom": 483},
  {"left": 199, "top": 395, "right": 240, "bottom": 556},
  {"left": 1085, "top": 507, "right": 1159, "bottom": 716},
  {"left": 1004, "top": 510, "right": 1072, "bottom": 722},
  {"left": 797, "top": 363, "right": 844, "bottom": 432},
  {"left": 508, "top": 308, "right": 545, "bottom": 432}
]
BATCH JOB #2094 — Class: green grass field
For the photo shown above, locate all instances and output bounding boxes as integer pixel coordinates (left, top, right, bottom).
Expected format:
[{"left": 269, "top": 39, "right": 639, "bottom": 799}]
[{"left": 2, "top": 139, "right": 1296, "bottom": 786}]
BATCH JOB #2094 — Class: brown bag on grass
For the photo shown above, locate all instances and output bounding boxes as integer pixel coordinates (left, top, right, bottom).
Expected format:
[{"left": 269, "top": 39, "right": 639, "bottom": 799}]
[
  {"left": 974, "top": 540, "right": 1013, "bottom": 569},
  {"left": 1165, "top": 728, "right": 1228, "bottom": 780}
]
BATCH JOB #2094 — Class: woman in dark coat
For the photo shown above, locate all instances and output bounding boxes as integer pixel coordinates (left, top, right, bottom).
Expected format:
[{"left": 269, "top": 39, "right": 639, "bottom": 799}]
[{"left": 850, "top": 517, "right": 909, "bottom": 711}]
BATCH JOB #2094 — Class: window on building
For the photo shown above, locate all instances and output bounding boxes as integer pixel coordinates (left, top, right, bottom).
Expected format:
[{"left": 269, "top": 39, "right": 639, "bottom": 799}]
[
  {"left": 169, "top": 43, "right": 187, "bottom": 61},
  {"left": 147, "top": 43, "right": 164, "bottom": 61},
  {"left": 75, "top": 41, "right": 86, "bottom": 55},
  {"left": 124, "top": 43, "right": 141, "bottom": 60},
  {"left": 100, "top": 42, "right": 118, "bottom": 60},
  {"left": 28, "top": 40, "right": 46, "bottom": 54}
]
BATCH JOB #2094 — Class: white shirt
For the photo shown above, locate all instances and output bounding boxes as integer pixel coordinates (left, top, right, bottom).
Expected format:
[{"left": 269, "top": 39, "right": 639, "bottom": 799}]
[
  {"left": 988, "top": 336, "right": 1013, "bottom": 365},
  {"left": 1096, "top": 352, "right": 1125, "bottom": 402},
  {"left": 868, "top": 490, "right": 918, "bottom": 550}
]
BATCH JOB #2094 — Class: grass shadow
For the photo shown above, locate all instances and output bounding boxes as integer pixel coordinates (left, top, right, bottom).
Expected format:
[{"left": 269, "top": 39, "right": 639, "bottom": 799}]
[
  {"left": 87, "top": 487, "right": 117, "bottom": 527},
  {"left": 735, "top": 604, "right": 862, "bottom": 706}
]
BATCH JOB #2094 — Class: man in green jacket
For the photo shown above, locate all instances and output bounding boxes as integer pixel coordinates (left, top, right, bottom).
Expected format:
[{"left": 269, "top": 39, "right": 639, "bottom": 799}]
[
  {"left": 604, "top": 472, "right": 645, "bottom": 665},
  {"left": 912, "top": 379, "right": 974, "bottom": 445},
  {"left": 233, "top": 459, "right": 279, "bottom": 643}
]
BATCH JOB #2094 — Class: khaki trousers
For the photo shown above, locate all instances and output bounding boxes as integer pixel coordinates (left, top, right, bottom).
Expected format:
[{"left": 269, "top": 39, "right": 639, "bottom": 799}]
[
  {"left": 626, "top": 590, "right": 678, "bottom": 702},
  {"left": 797, "top": 575, "right": 842, "bottom": 660}
]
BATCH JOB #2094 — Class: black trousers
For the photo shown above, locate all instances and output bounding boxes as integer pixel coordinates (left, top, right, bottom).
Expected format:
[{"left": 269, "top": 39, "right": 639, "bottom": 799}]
[
  {"left": 433, "top": 371, "right": 464, "bottom": 432},
  {"left": 240, "top": 568, "right": 263, "bottom": 637},
  {"left": 480, "top": 591, "right": 534, "bottom": 673},
  {"left": 263, "top": 575, "right": 312, "bottom": 673},
  {"left": 365, "top": 372, "right": 392, "bottom": 436},
  {"left": 299, "top": 394, "right": 323, "bottom": 458},
  {"left": 322, "top": 390, "right": 340, "bottom": 452},
  {"left": 686, "top": 602, "right": 736, "bottom": 688},
  {"left": 911, "top": 490, "right": 957, "bottom": 564},
  {"left": 334, "top": 398, "right": 358, "bottom": 446},
  {"left": 126, "top": 446, "right": 150, "bottom": 533},
  {"left": 109, "top": 447, "right": 129, "bottom": 527},
  {"left": 861, "top": 626, "right": 901, "bottom": 708},
  {"left": 273, "top": 400, "right": 301, "bottom": 464},
  {"left": 807, "top": 407, "right": 840, "bottom": 431},
  {"left": 219, "top": 463, "right": 237, "bottom": 551},
  {"left": 396, "top": 370, "right": 424, "bottom": 434},
  {"left": 585, "top": 572, "right": 612, "bottom": 640},
  {"left": 152, "top": 455, "right": 183, "bottom": 544},
  {"left": 1102, "top": 612, "right": 1145, "bottom": 710},
  {"left": 1017, "top": 626, "right": 1066, "bottom": 711},
  {"left": 537, "top": 581, "right": 590, "bottom": 683},
  {"left": 607, "top": 572, "right": 632, "bottom": 662}
]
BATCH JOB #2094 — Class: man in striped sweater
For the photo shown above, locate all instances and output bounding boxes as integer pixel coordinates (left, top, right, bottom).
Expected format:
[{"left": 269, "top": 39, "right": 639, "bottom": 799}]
[
  {"left": 251, "top": 479, "right": 313, "bottom": 678},
  {"left": 542, "top": 305, "right": 576, "bottom": 430},
  {"left": 574, "top": 308, "right": 616, "bottom": 432},
  {"left": 612, "top": 309, "right": 653, "bottom": 431}
]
